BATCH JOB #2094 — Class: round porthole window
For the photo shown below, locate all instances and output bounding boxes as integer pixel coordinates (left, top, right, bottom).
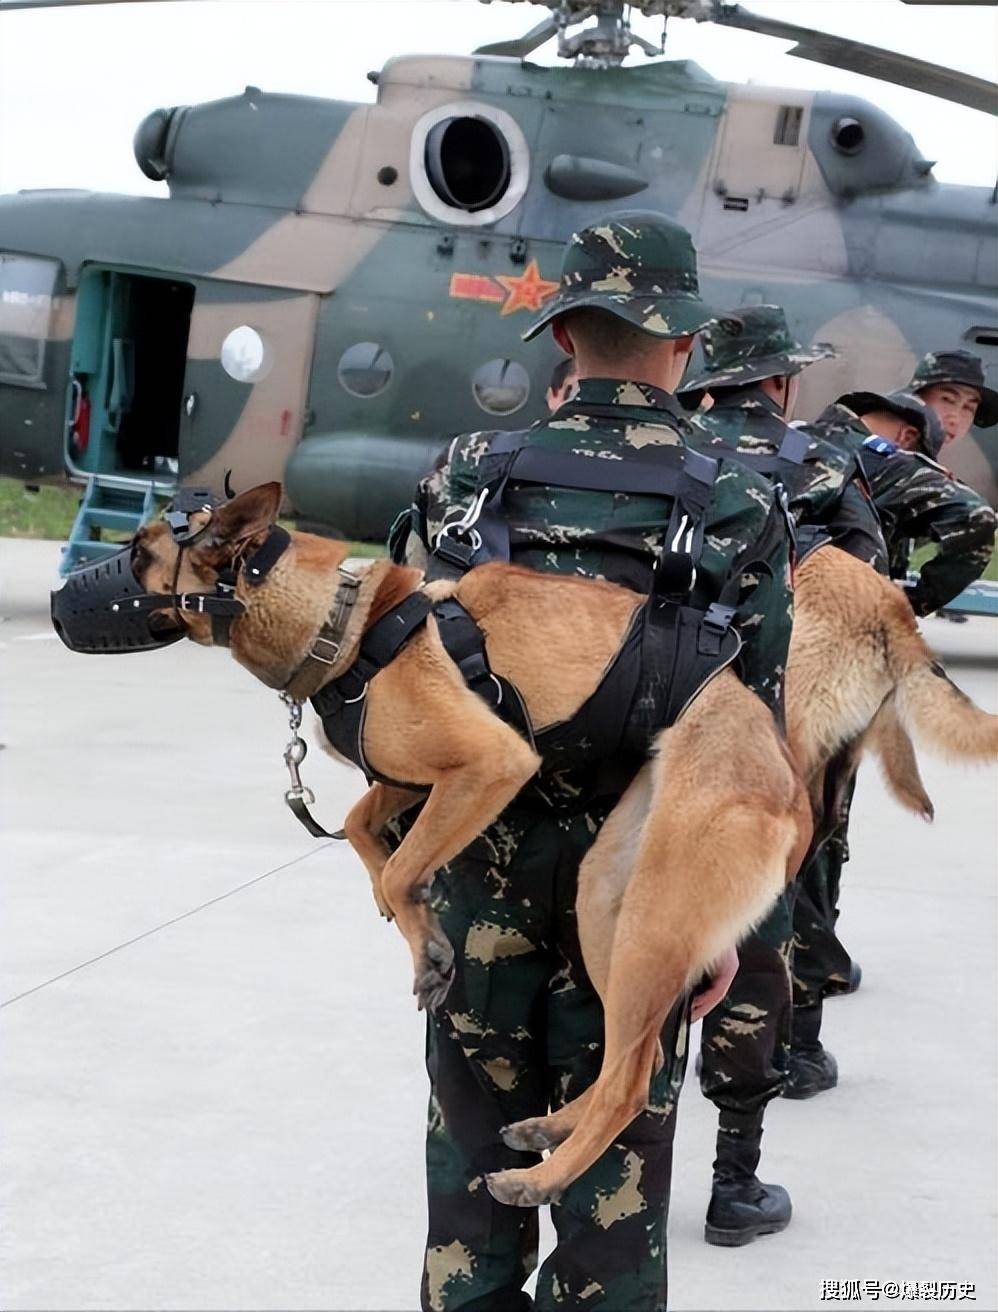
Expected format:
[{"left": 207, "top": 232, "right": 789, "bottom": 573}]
[
  {"left": 337, "top": 342, "right": 394, "bottom": 398},
  {"left": 472, "top": 359, "right": 530, "bottom": 415},
  {"left": 220, "top": 325, "right": 270, "bottom": 383}
]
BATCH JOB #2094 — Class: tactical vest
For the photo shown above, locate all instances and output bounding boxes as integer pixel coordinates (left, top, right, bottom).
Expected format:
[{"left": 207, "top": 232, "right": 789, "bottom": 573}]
[{"left": 697, "top": 405, "right": 831, "bottom": 560}]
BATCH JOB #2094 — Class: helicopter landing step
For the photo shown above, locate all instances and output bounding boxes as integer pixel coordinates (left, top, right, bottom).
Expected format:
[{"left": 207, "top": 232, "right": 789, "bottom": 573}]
[{"left": 60, "top": 476, "right": 168, "bottom": 577}]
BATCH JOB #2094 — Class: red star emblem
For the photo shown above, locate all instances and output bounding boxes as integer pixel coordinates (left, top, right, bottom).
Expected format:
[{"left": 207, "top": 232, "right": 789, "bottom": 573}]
[{"left": 495, "top": 260, "right": 560, "bottom": 317}]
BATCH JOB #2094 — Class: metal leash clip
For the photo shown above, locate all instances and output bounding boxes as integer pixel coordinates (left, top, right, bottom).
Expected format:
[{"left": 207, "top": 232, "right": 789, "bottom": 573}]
[
  {"left": 278, "top": 693, "right": 345, "bottom": 839},
  {"left": 282, "top": 697, "right": 316, "bottom": 806}
]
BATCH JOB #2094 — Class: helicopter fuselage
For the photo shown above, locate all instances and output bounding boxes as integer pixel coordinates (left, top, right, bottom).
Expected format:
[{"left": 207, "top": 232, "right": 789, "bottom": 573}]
[{"left": 0, "top": 53, "right": 994, "bottom": 546}]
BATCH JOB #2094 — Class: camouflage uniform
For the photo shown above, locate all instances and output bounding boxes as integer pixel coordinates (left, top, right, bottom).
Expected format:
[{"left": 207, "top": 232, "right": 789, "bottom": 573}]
[
  {"left": 398, "top": 213, "right": 795, "bottom": 1308},
  {"left": 787, "top": 391, "right": 997, "bottom": 1096},
  {"left": 682, "top": 307, "right": 886, "bottom": 570},
  {"left": 810, "top": 394, "right": 996, "bottom": 616},
  {"left": 680, "top": 306, "right": 882, "bottom": 1243}
]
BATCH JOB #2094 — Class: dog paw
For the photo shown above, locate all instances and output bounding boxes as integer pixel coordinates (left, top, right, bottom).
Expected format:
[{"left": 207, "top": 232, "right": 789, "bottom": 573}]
[
  {"left": 413, "top": 936, "right": 455, "bottom": 1013},
  {"left": 485, "top": 1168, "right": 560, "bottom": 1209},
  {"left": 500, "top": 1118, "right": 559, "bottom": 1153}
]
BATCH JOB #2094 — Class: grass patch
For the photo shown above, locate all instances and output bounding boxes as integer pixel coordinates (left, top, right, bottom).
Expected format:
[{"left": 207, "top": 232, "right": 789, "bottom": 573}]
[
  {"left": 0, "top": 476, "right": 989, "bottom": 573},
  {"left": 911, "top": 540, "right": 997, "bottom": 582},
  {"left": 0, "top": 478, "right": 82, "bottom": 540},
  {"left": 0, "top": 476, "right": 385, "bottom": 557}
]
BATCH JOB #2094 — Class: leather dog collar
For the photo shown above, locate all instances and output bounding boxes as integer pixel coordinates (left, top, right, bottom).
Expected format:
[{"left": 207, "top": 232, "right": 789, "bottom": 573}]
[{"left": 283, "top": 565, "right": 363, "bottom": 700}]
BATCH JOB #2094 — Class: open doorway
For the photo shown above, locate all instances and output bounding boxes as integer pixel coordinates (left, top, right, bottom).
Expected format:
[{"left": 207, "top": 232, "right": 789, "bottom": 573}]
[{"left": 67, "top": 269, "right": 195, "bottom": 479}]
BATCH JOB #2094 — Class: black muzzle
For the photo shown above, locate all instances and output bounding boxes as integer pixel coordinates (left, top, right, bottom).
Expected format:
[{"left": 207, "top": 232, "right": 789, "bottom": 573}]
[
  {"left": 51, "top": 487, "right": 291, "bottom": 655},
  {"left": 51, "top": 544, "right": 191, "bottom": 654},
  {"left": 51, "top": 543, "right": 248, "bottom": 655}
]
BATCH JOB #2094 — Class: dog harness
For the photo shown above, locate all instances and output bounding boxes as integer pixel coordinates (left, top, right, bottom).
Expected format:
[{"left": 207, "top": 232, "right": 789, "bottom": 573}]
[{"left": 305, "top": 435, "right": 770, "bottom": 798}]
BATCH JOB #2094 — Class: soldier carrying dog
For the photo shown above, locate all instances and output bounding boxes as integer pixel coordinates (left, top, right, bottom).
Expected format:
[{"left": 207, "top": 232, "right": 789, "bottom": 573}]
[
  {"left": 786, "top": 381, "right": 997, "bottom": 1097},
  {"left": 666, "top": 304, "right": 888, "bottom": 1246},
  {"left": 392, "top": 211, "right": 796, "bottom": 1311}
]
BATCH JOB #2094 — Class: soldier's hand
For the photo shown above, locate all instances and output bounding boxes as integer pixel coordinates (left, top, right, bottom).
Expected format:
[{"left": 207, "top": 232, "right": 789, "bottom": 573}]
[{"left": 690, "top": 944, "right": 739, "bottom": 1023}]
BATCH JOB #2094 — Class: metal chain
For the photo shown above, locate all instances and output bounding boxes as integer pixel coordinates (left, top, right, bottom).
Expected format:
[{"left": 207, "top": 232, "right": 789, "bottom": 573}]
[{"left": 280, "top": 692, "right": 315, "bottom": 806}]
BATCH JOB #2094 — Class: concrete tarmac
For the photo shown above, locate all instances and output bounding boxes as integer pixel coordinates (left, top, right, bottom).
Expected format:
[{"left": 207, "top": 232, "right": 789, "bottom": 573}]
[{"left": 2, "top": 536, "right": 996, "bottom": 1312}]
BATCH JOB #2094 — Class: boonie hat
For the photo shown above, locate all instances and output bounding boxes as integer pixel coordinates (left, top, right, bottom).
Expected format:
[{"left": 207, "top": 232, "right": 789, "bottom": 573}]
[
  {"left": 837, "top": 388, "right": 947, "bottom": 459},
  {"left": 908, "top": 350, "right": 998, "bottom": 428},
  {"left": 679, "top": 304, "right": 835, "bottom": 401},
  {"left": 522, "top": 210, "right": 715, "bottom": 343}
]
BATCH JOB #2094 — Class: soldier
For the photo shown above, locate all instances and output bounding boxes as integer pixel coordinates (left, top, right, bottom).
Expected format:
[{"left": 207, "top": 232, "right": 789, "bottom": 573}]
[
  {"left": 681, "top": 305, "right": 886, "bottom": 567},
  {"left": 908, "top": 349, "right": 998, "bottom": 446},
  {"left": 393, "top": 212, "right": 795, "bottom": 1311},
  {"left": 786, "top": 388, "right": 997, "bottom": 1099},
  {"left": 545, "top": 356, "right": 579, "bottom": 414},
  {"left": 674, "top": 305, "right": 887, "bottom": 1247},
  {"left": 812, "top": 388, "right": 995, "bottom": 616}
]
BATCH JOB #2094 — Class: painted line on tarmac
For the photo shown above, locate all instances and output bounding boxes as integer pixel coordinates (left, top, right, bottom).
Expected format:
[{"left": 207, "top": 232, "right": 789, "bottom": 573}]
[{"left": 0, "top": 842, "right": 335, "bottom": 1011}]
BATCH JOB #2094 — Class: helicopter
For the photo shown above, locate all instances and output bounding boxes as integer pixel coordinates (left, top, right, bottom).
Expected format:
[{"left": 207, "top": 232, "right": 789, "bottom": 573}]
[{"left": 0, "top": 0, "right": 995, "bottom": 578}]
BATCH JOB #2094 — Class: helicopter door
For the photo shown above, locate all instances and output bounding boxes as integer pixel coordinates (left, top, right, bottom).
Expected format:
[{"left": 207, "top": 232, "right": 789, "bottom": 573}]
[{"left": 66, "top": 268, "right": 194, "bottom": 479}]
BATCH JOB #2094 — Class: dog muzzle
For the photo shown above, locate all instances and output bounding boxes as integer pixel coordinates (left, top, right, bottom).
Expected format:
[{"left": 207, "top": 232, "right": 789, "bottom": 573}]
[{"left": 50, "top": 542, "right": 245, "bottom": 655}]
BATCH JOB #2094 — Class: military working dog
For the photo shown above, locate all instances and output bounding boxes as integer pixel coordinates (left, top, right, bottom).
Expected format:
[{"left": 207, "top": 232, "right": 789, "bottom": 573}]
[{"left": 112, "top": 482, "right": 997, "bottom": 1208}]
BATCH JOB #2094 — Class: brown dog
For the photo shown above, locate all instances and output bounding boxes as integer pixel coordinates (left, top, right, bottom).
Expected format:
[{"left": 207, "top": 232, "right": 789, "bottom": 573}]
[{"left": 128, "top": 483, "right": 997, "bottom": 1208}]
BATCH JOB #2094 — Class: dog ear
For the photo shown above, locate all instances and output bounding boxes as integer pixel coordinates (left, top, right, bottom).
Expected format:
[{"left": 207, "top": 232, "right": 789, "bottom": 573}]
[{"left": 208, "top": 482, "right": 283, "bottom": 545}]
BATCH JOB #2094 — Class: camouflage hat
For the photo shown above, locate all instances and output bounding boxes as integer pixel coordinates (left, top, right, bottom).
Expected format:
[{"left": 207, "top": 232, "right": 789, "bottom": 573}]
[
  {"left": 522, "top": 210, "right": 715, "bottom": 343},
  {"left": 838, "top": 388, "right": 947, "bottom": 458},
  {"left": 679, "top": 304, "right": 836, "bottom": 399},
  {"left": 908, "top": 349, "right": 998, "bottom": 428}
]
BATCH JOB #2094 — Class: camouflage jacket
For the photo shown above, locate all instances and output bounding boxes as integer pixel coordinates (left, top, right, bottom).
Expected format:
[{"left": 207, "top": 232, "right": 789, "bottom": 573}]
[
  {"left": 809, "top": 403, "right": 997, "bottom": 615},
  {"left": 409, "top": 377, "right": 794, "bottom": 715},
  {"left": 689, "top": 389, "right": 887, "bottom": 570}
]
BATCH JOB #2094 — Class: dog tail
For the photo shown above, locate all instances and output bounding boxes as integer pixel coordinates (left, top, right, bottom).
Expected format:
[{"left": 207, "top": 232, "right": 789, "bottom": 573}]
[
  {"left": 864, "top": 695, "right": 934, "bottom": 822},
  {"left": 894, "top": 652, "right": 998, "bottom": 764}
]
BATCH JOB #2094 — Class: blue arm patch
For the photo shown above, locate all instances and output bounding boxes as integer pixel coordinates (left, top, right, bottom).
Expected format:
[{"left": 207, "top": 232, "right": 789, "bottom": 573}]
[{"left": 862, "top": 436, "right": 898, "bottom": 456}]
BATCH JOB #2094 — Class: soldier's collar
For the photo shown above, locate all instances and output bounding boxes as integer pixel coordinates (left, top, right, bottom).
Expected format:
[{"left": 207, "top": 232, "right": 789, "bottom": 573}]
[
  {"left": 574, "top": 377, "right": 683, "bottom": 415},
  {"left": 711, "top": 386, "right": 784, "bottom": 417}
]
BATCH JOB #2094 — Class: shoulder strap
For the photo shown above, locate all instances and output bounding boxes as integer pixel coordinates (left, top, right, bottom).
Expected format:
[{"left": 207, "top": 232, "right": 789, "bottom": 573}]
[
  {"left": 312, "top": 592, "right": 432, "bottom": 709},
  {"left": 434, "top": 434, "right": 719, "bottom": 576},
  {"left": 777, "top": 427, "right": 812, "bottom": 465}
]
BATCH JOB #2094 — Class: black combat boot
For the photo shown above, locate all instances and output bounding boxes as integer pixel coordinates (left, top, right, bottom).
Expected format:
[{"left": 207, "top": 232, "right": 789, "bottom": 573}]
[
  {"left": 827, "top": 960, "right": 862, "bottom": 999},
  {"left": 704, "top": 1111, "right": 792, "bottom": 1247},
  {"left": 783, "top": 1002, "right": 838, "bottom": 1099}
]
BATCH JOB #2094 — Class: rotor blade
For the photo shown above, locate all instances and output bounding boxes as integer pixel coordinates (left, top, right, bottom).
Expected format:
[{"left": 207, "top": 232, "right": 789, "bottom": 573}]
[
  {"left": 900, "top": 2, "right": 995, "bottom": 6},
  {"left": 713, "top": 4, "right": 998, "bottom": 116},
  {"left": 0, "top": 0, "right": 196, "bottom": 8},
  {"left": 474, "top": 14, "right": 560, "bottom": 57}
]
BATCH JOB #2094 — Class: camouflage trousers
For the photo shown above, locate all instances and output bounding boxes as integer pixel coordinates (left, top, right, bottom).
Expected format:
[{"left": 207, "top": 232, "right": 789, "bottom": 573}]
[
  {"left": 421, "top": 797, "right": 690, "bottom": 1312},
  {"left": 791, "top": 776, "right": 859, "bottom": 1017},
  {"left": 698, "top": 892, "right": 793, "bottom": 1138}
]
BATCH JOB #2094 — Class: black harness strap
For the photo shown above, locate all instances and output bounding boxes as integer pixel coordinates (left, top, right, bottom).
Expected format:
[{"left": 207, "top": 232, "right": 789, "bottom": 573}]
[
  {"left": 243, "top": 526, "right": 291, "bottom": 587},
  {"left": 432, "top": 599, "right": 534, "bottom": 746},
  {"left": 110, "top": 523, "right": 292, "bottom": 649},
  {"left": 435, "top": 439, "right": 719, "bottom": 577},
  {"left": 311, "top": 592, "right": 434, "bottom": 787}
]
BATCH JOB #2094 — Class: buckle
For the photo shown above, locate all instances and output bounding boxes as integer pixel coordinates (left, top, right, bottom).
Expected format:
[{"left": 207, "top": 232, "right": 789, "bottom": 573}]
[
  {"left": 702, "top": 602, "right": 736, "bottom": 634},
  {"left": 178, "top": 593, "right": 208, "bottom": 614},
  {"left": 310, "top": 635, "right": 342, "bottom": 665},
  {"left": 434, "top": 533, "right": 477, "bottom": 570}
]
